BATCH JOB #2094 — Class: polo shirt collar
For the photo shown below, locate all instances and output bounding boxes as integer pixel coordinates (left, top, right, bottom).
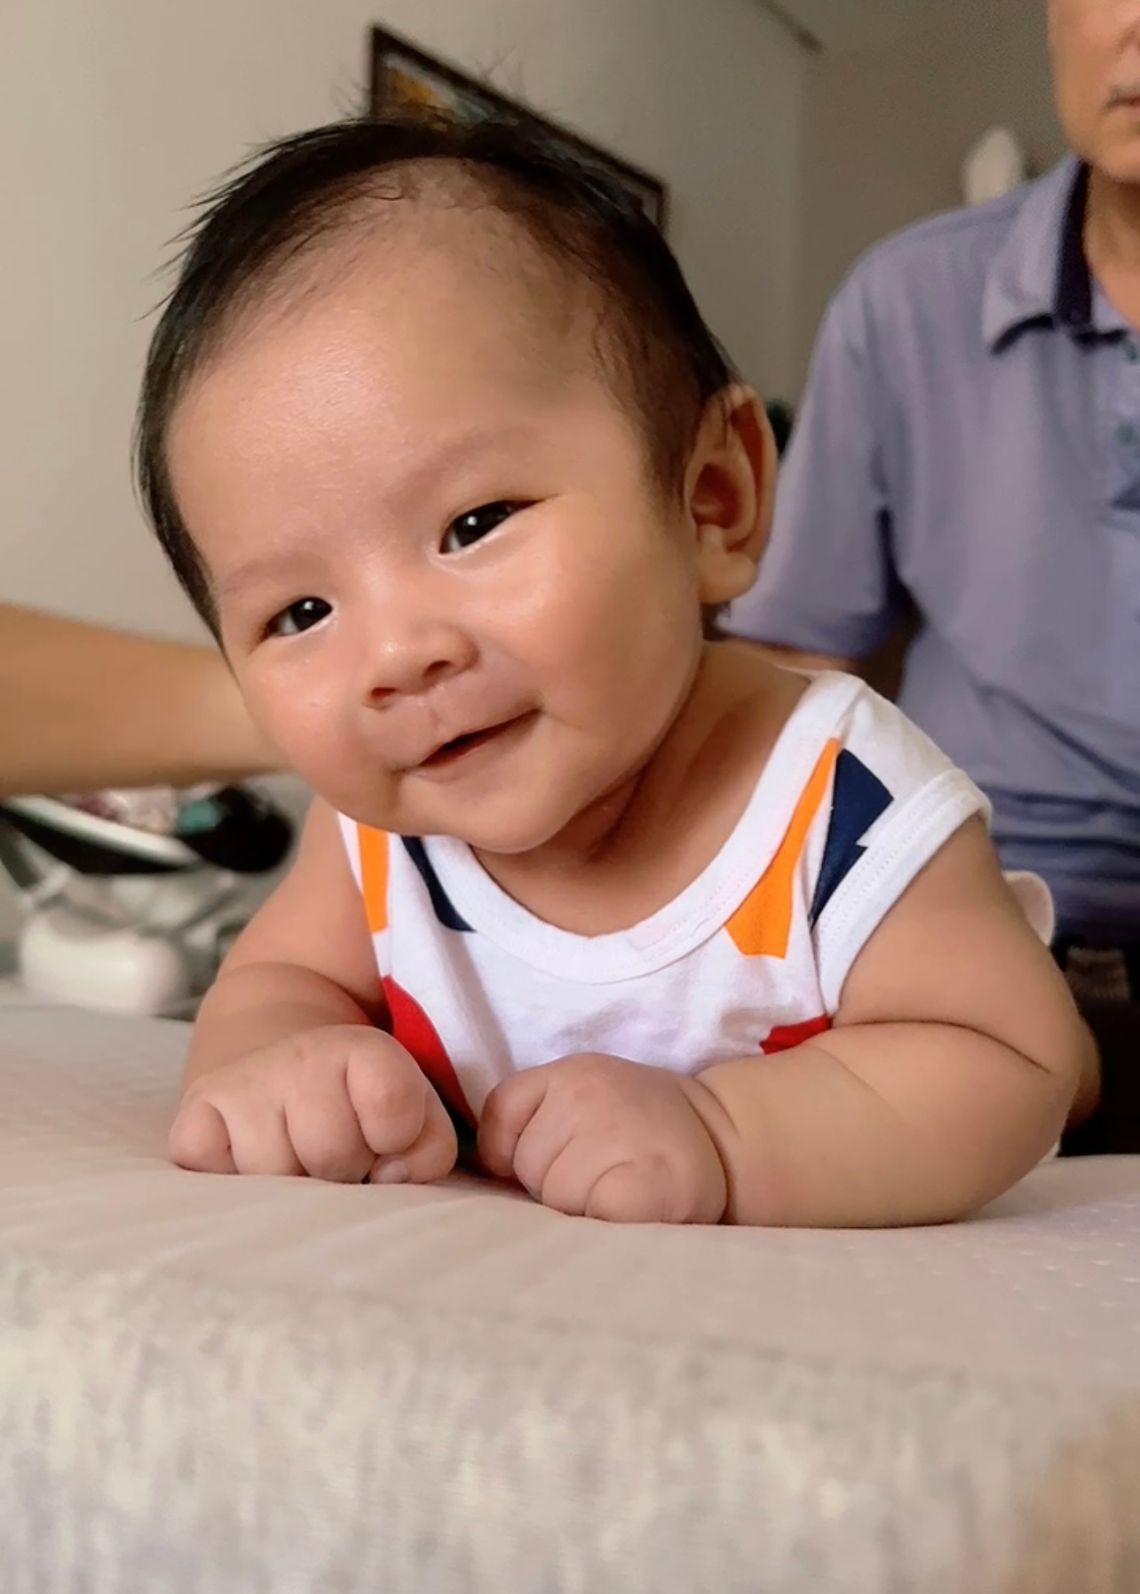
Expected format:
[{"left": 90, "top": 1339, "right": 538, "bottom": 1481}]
[{"left": 982, "top": 155, "right": 1125, "bottom": 348}]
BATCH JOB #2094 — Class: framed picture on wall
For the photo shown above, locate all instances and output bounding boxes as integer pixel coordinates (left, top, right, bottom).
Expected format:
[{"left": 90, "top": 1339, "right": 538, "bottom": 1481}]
[{"left": 368, "top": 26, "right": 669, "bottom": 230}]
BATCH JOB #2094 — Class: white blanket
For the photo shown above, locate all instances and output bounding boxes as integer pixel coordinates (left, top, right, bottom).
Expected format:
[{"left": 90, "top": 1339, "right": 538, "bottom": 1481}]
[{"left": 3, "top": 1007, "right": 1140, "bottom": 1592}]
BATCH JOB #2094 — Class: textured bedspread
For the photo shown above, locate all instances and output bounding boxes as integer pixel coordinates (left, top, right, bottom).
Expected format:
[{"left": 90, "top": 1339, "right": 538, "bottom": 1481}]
[{"left": 3, "top": 1007, "right": 1139, "bottom": 1592}]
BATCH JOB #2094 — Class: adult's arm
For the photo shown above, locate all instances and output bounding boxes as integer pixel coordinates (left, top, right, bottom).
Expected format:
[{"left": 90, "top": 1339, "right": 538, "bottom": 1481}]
[
  {"left": 730, "top": 278, "right": 906, "bottom": 676},
  {"left": 0, "top": 604, "right": 279, "bottom": 795}
]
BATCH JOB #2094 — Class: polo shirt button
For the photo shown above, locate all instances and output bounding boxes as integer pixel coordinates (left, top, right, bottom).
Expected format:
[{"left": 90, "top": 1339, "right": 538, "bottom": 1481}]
[
  {"left": 1117, "top": 422, "right": 1137, "bottom": 446},
  {"left": 1127, "top": 341, "right": 1140, "bottom": 363}
]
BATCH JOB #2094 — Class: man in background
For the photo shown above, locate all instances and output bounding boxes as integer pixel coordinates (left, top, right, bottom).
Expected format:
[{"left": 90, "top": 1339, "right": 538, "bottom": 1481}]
[{"left": 731, "top": 0, "right": 1140, "bottom": 1146}]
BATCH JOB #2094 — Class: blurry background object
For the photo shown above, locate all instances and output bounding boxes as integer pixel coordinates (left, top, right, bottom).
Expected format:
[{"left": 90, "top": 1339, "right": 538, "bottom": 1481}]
[
  {"left": 962, "top": 125, "right": 1029, "bottom": 205},
  {"left": 765, "top": 399, "right": 795, "bottom": 457},
  {"left": 369, "top": 24, "right": 668, "bottom": 227},
  {"left": 0, "top": 783, "right": 293, "bottom": 1015},
  {"left": 0, "top": 604, "right": 295, "bottom": 1009}
]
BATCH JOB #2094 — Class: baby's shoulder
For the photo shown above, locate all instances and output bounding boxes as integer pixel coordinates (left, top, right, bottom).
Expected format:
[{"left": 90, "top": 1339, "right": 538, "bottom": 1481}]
[
  {"left": 736, "top": 658, "right": 960, "bottom": 798},
  {"left": 724, "top": 659, "right": 987, "bottom": 894}
]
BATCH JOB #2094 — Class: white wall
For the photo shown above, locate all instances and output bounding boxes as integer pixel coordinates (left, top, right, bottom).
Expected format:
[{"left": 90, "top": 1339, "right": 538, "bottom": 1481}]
[
  {"left": 1, "top": 0, "right": 808, "bottom": 641},
  {"left": 794, "top": 0, "right": 1065, "bottom": 390}
]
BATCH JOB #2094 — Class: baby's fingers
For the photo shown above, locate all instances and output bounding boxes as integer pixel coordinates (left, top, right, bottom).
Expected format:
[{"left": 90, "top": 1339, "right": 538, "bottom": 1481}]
[
  {"left": 477, "top": 1068, "right": 551, "bottom": 1180},
  {"left": 169, "top": 1097, "right": 237, "bottom": 1174},
  {"left": 346, "top": 1040, "right": 432, "bottom": 1156},
  {"left": 369, "top": 1086, "right": 458, "bottom": 1185},
  {"left": 171, "top": 1094, "right": 305, "bottom": 1177},
  {"left": 285, "top": 1073, "right": 375, "bottom": 1184}
]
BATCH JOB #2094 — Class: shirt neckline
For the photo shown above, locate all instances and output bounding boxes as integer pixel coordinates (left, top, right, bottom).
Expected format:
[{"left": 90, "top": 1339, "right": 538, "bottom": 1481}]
[
  {"left": 419, "top": 671, "right": 863, "bottom": 985},
  {"left": 983, "top": 156, "right": 1129, "bottom": 348}
]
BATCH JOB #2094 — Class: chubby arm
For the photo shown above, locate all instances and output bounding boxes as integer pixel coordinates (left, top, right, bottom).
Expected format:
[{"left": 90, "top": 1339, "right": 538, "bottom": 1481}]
[
  {"left": 172, "top": 800, "right": 456, "bottom": 1184},
  {"left": 690, "top": 819, "right": 1092, "bottom": 1227},
  {"left": 182, "top": 796, "right": 383, "bottom": 1092}
]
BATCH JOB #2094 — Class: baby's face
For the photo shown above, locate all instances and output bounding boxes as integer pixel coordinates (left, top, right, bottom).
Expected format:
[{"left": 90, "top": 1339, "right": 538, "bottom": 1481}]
[{"left": 169, "top": 219, "right": 708, "bottom": 853}]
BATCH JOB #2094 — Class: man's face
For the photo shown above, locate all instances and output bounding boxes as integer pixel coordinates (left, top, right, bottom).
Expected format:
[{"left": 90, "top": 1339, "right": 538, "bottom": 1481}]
[{"left": 1050, "top": 0, "right": 1140, "bottom": 181}]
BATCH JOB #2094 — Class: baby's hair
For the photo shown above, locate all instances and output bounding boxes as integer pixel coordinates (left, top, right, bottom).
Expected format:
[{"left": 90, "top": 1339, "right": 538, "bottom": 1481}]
[{"left": 135, "top": 114, "right": 738, "bottom": 635}]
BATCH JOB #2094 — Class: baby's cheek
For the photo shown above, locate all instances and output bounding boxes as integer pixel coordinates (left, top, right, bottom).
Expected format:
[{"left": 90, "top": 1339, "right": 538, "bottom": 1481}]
[
  {"left": 248, "top": 668, "right": 335, "bottom": 745},
  {"left": 256, "top": 703, "right": 352, "bottom": 795}
]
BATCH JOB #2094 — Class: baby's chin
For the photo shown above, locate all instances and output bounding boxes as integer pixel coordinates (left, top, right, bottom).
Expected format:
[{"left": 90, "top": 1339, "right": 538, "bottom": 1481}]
[
  {"left": 419, "top": 805, "right": 585, "bottom": 859},
  {"left": 361, "top": 757, "right": 650, "bottom": 857},
  {"left": 333, "top": 785, "right": 586, "bottom": 856}
]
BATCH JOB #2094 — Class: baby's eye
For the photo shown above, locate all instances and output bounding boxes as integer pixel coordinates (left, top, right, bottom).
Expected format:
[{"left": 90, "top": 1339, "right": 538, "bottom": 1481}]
[
  {"left": 265, "top": 597, "right": 332, "bottom": 639},
  {"left": 442, "top": 501, "right": 522, "bottom": 554}
]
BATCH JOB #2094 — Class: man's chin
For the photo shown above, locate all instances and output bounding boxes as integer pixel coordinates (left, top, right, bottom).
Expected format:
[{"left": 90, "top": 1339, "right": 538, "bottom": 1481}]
[{"left": 1093, "top": 142, "right": 1140, "bottom": 189}]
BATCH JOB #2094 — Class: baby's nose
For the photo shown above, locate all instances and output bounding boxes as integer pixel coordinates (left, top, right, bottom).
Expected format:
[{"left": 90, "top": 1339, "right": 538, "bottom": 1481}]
[{"left": 362, "top": 621, "right": 477, "bottom": 705}]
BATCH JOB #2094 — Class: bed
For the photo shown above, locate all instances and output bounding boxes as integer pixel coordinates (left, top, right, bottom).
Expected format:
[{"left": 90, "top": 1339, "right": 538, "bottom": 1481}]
[{"left": 4, "top": 1005, "right": 1139, "bottom": 1592}]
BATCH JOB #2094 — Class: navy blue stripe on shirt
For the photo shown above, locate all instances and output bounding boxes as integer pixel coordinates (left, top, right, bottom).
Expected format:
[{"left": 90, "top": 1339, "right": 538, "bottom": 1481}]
[
  {"left": 401, "top": 836, "right": 473, "bottom": 933},
  {"left": 809, "top": 751, "right": 892, "bottom": 927}
]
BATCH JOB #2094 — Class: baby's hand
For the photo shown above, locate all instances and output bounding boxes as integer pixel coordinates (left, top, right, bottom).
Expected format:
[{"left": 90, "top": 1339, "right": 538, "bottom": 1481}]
[
  {"left": 477, "top": 1054, "right": 727, "bottom": 1223},
  {"left": 169, "top": 1025, "right": 457, "bottom": 1184}
]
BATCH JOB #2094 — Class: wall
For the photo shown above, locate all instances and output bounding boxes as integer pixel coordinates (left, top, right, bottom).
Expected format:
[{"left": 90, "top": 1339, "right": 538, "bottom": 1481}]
[
  {"left": 794, "top": 0, "right": 1065, "bottom": 390},
  {"left": 1, "top": 0, "right": 807, "bottom": 642}
]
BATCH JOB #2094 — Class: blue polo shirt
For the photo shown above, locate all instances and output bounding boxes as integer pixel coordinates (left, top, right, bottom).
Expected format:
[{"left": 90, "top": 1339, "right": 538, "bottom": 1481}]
[{"left": 731, "top": 157, "right": 1140, "bottom": 943}]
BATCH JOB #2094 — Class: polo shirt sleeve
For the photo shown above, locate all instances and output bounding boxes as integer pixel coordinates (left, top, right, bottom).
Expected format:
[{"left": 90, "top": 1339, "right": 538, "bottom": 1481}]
[{"left": 730, "top": 281, "right": 904, "bottom": 659}]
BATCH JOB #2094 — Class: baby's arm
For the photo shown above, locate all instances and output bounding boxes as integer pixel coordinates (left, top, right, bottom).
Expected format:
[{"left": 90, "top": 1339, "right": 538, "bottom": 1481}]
[
  {"left": 480, "top": 818, "right": 1092, "bottom": 1228},
  {"left": 171, "top": 799, "right": 456, "bottom": 1183},
  {"left": 691, "top": 818, "right": 1093, "bottom": 1227}
]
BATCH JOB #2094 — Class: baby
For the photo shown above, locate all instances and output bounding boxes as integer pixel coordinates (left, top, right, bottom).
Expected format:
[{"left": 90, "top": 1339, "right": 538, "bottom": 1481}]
[{"left": 138, "top": 115, "right": 1096, "bottom": 1227}]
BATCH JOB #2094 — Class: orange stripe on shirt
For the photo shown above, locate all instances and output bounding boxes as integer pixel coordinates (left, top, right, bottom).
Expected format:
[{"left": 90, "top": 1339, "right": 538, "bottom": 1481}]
[
  {"left": 725, "top": 738, "right": 840, "bottom": 959},
  {"left": 357, "top": 824, "right": 390, "bottom": 934}
]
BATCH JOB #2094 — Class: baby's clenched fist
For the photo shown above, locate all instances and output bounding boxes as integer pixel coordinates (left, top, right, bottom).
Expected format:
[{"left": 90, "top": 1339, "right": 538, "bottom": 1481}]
[
  {"left": 478, "top": 1053, "right": 728, "bottom": 1223},
  {"left": 169, "top": 1024, "right": 457, "bottom": 1185}
]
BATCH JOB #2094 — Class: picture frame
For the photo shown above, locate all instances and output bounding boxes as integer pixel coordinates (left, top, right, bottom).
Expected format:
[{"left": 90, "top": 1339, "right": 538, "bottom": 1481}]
[{"left": 368, "top": 26, "right": 669, "bottom": 231}]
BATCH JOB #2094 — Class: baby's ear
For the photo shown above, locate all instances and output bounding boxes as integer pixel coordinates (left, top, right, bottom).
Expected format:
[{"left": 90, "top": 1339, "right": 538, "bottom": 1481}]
[{"left": 684, "top": 387, "right": 777, "bottom": 606}]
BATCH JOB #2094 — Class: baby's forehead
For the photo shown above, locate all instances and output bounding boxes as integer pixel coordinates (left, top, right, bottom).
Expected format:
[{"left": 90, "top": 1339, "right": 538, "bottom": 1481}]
[
  {"left": 228, "top": 179, "right": 593, "bottom": 378},
  {"left": 172, "top": 196, "right": 632, "bottom": 487},
  {"left": 176, "top": 170, "right": 647, "bottom": 483}
]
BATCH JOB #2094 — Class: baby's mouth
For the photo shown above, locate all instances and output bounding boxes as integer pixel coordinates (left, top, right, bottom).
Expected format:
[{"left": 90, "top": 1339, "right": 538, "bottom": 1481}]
[{"left": 419, "top": 714, "right": 531, "bottom": 770}]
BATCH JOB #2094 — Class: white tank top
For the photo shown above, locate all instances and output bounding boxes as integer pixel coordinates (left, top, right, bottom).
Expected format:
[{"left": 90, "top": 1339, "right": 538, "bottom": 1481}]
[{"left": 338, "top": 673, "right": 1007, "bottom": 1133}]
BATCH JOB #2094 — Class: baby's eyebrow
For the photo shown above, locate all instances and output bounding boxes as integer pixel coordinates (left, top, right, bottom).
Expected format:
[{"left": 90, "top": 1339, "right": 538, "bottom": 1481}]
[
  {"left": 214, "top": 551, "right": 310, "bottom": 602},
  {"left": 382, "top": 421, "right": 540, "bottom": 507}
]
